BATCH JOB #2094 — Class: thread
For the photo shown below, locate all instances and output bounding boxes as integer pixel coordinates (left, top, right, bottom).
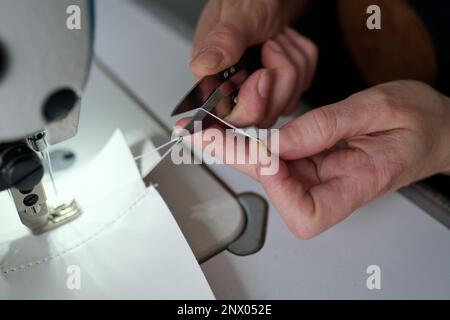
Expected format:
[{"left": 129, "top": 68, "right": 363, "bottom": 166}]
[
  {"left": 197, "top": 107, "right": 259, "bottom": 141},
  {"left": 132, "top": 107, "right": 262, "bottom": 165},
  {"left": 42, "top": 147, "right": 58, "bottom": 197},
  {"left": 133, "top": 137, "right": 182, "bottom": 161}
]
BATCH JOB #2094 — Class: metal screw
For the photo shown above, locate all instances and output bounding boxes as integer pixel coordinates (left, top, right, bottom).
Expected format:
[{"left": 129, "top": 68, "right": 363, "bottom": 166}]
[{"left": 23, "top": 193, "right": 39, "bottom": 207}]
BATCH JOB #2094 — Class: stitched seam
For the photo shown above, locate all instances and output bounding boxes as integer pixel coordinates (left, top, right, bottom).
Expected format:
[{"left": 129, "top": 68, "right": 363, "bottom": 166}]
[{"left": 1, "top": 188, "right": 156, "bottom": 276}]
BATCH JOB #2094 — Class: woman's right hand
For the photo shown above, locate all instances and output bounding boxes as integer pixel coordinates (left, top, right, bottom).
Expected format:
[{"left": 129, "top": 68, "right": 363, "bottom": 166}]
[{"left": 191, "top": 0, "right": 318, "bottom": 128}]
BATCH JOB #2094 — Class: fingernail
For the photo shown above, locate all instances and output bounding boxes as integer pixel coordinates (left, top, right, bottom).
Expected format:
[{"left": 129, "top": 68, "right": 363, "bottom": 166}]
[
  {"left": 191, "top": 48, "right": 224, "bottom": 69},
  {"left": 268, "top": 40, "right": 283, "bottom": 53},
  {"left": 258, "top": 70, "right": 270, "bottom": 98}
]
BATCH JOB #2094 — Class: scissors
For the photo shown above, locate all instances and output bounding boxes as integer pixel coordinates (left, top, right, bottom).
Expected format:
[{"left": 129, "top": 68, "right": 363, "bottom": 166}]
[
  {"left": 171, "top": 45, "right": 263, "bottom": 136},
  {"left": 142, "top": 45, "right": 263, "bottom": 175}
]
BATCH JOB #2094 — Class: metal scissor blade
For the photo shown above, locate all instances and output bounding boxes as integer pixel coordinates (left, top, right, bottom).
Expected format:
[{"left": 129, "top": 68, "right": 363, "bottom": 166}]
[
  {"left": 178, "top": 88, "right": 226, "bottom": 136},
  {"left": 172, "top": 45, "right": 263, "bottom": 117},
  {"left": 171, "top": 74, "right": 223, "bottom": 116}
]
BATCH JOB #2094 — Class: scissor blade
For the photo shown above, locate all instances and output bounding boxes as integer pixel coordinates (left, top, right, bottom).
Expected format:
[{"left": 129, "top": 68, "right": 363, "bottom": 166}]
[
  {"left": 178, "top": 88, "right": 226, "bottom": 135},
  {"left": 171, "top": 74, "right": 223, "bottom": 116}
]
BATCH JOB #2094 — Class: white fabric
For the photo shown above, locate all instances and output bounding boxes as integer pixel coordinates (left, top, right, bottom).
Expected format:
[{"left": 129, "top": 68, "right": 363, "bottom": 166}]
[{"left": 0, "top": 131, "right": 214, "bottom": 299}]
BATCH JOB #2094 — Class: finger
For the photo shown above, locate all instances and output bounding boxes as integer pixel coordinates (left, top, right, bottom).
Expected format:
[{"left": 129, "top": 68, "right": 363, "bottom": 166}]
[
  {"left": 225, "top": 68, "right": 272, "bottom": 127},
  {"left": 306, "top": 175, "right": 367, "bottom": 237},
  {"left": 258, "top": 157, "right": 365, "bottom": 239},
  {"left": 277, "top": 93, "right": 402, "bottom": 160},
  {"left": 191, "top": 1, "right": 221, "bottom": 59},
  {"left": 258, "top": 39, "right": 298, "bottom": 128},
  {"left": 191, "top": 1, "right": 267, "bottom": 78},
  {"left": 175, "top": 117, "right": 259, "bottom": 179},
  {"left": 274, "top": 32, "right": 308, "bottom": 115},
  {"left": 303, "top": 148, "right": 382, "bottom": 236},
  {"left": 191, "top": 24, "right": 248, "bottom": 77},
  {"left": 257, "top": 160, "right": 318, "bottom": 239},
  {"left": 285, "top": 28, "right": 318, "bottom": 91}
]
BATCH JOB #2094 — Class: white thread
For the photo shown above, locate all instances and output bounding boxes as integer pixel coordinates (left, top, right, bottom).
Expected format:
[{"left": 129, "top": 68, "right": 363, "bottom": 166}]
[
  {"left": 42, "top": 148, "right": 58, "bottom": 197},
  {"left": 132, "top": 108, "right": 262, "bottom": 165},
  {"left": 133, "top": 137, "right": 182, "bottom": 161},
  {"left": 1, "top": 189, "right": 157, "bottom": 275},
  {"left": 197, "top": 108, "right": 259, "bottom": 141},
  {"left": 158, "top": 137, "right": 182, "bottom": 162}
]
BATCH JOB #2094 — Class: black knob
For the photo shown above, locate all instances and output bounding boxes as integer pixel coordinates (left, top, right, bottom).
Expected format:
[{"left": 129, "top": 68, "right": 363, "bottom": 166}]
[
  {"left": 43, "top": 88, "right": 78, "bottom": 122},
  {"left": 0, "top": 144, "right": 44, "bottom": 191}
]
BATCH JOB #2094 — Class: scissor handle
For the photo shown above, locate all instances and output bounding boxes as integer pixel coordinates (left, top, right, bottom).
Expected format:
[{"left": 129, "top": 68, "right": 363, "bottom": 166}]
[{"left": 217, "top": 45, "right": 264, "bottom": 82}]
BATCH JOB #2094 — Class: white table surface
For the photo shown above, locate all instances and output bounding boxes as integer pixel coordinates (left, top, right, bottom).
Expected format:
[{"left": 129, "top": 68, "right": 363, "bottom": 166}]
[{"left": 94, "top": 0, "right": 450, "bottom": 299}]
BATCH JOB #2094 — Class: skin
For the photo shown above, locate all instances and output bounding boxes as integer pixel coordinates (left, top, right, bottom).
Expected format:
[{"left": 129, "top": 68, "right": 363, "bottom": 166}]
[
  {"left": 190, "top": 0, "right": 313, "bottom": 127},
  {"left": 184, "top": 0, "right": 450, "bottom": 239}
]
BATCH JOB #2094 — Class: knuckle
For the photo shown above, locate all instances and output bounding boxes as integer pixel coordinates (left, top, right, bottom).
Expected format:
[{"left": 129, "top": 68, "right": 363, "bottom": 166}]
[
  {"left": 284, "top": 119, "right": 305, "bottom": 146},
  {"left": 288, "top": 215, "right": 322, "bottom": 240},
  {"left": 282, "top": 59, "right": 297, "bottom": 78},
  {"left": 209, "top": 24, "right": 239, "bottom": 47},
  {"left": 302, "top": 36, "right": 319, "bottom": 61},
  {"left": 248, "top": 0, "right": 279, "bottom": 35},
  {"left": 221, "top": 0, "right": 279, "bottom": 42},
  {"left": 280, "top": 62, "right": 299, "bottom": 88},
  {"left": 370, "top": 83, "right": 408, "bottom": 122},
  {"left": 310, "top": 107, "right": 338, "bottom": 148},
  {"left": 371, "top": 85, "right": 399, "bottom": 110},
  {"left": 291, "top": 227, "right": 319, "bottom": 240}
]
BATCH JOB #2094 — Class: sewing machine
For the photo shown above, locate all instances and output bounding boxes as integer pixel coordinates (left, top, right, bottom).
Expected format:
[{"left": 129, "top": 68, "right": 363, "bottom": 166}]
[
  {"left": 0, "top": 0, "right": 93, "bottom": 234},
  {"left": 0, "top": 0, "right": 254, "bottom": 264}
]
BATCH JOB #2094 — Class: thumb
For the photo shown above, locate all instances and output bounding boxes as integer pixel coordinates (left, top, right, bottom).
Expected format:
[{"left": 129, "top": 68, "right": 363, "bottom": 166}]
[
  {"left": 191, "top": 23, "right": 251, "bottom": 77},
  {"left": 191, "top": 1, "right": 270, "bottom": 77}
]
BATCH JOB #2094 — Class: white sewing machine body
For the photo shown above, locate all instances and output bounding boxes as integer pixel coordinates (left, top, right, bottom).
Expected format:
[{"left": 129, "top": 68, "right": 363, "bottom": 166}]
[{"left": 0, "top": 0, "right": 93, "bottom": 234}]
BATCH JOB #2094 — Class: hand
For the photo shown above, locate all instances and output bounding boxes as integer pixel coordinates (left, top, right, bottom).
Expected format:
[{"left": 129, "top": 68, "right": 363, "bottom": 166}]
[
  {"left": 177, "top": 81, "right": 450, "bottom": 239},
  {"left": 191, "top": 0, "right": 317, "bottom": 128}
]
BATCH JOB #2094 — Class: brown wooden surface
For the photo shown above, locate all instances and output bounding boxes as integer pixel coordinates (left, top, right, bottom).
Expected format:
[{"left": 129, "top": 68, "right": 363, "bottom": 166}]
[{"left": 339, "top": 0, "right": 437, "bottom": 86}]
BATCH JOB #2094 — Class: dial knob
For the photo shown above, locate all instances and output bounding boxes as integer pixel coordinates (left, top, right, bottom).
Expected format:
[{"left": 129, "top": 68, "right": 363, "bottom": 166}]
[{"left": 0, "top": 144, "right": 44, "bottom": 192}]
